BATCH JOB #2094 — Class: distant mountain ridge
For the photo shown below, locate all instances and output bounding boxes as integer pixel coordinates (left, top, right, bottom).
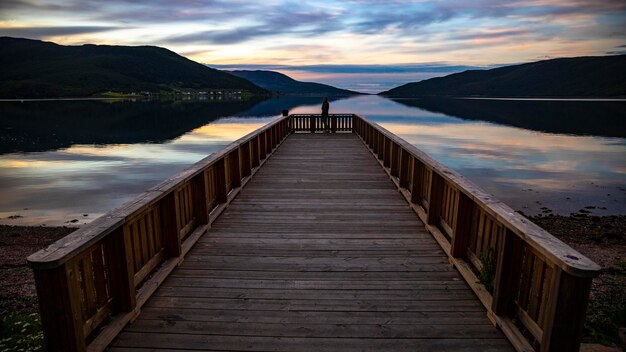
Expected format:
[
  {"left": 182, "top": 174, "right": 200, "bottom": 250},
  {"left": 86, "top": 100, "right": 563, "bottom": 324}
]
[
  {"left": 380, "top": 55, "right": 626, "bottom": 98},
  {"left": 229, "top": 70, "right": 361, "bottom": 96},
  {"left": 0, "top": 37, "right": 267, "bottom": 98}
]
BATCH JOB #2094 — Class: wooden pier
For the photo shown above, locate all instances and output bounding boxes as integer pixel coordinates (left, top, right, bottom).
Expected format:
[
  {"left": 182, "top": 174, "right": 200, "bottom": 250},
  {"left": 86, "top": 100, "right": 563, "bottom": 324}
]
[{"left": 28, "top": 114, "right": 600, "bottom": 351}]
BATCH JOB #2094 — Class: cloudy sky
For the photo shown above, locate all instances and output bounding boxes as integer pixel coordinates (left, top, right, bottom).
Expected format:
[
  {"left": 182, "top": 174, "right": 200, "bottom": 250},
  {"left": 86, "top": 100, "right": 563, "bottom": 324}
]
[{"left": 1, "top": 0, "right": 625, "bottom": 92}]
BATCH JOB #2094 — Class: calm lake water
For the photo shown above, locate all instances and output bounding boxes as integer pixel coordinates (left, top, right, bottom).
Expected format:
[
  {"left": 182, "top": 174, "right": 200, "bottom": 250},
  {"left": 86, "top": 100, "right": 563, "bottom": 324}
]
[{"left": 1, "top": 95, "right": 625, "bottom": 226}]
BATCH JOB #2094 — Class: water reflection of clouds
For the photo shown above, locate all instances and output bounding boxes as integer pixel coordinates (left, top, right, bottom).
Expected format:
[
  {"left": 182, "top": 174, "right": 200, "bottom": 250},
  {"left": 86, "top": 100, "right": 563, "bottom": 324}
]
[
  {"left": 0, "top": 117, "right": 276, "bottom": 225},
  {"left": 188, "top": 120, "right": 273, "bottom": 141},
  {"left": 2, "top": 97, "right": 625, "bottom": 225}
]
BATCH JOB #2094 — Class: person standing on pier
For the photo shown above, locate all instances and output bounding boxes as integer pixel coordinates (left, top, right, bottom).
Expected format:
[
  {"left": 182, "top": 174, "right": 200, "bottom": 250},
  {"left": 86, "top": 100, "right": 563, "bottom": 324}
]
[{"left": 321, "top": 97, "right": 330, "bottom": 132}]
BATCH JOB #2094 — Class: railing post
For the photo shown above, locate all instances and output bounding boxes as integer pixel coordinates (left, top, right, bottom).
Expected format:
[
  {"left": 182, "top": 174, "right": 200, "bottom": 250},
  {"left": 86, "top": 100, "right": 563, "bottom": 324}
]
[
  {"left": 230, "top": 150, "right": 241, "bottom": 188},
  {"left": 33, "top": 265, "right": 86, "bottom": 352},
  {"left": 161, "top": 193, "right": 182, "bottom": 257},
  {"left": 331, "top": 115, "right": 337, "bottom": 133},
  {"left": 251, "top": 136, "right": 260, "bottom": 168},
  {"left": 351, "top": 115, "right": 356, "bottom": 134},
  {"left": 427, "top": 171, "right": 444, "bottom": 226},
  {"left": 383, "top": 137, "right": 391, "bottom": 168},
  {"left": 191, "top": 173, "right": 208, "bottom": 224},
  {"left": 272, "top": 126, "right": 277, "bottom": 147},
  {"left": 240, "top": 142, "right": 251, "bottom": 178},
  {"left": 373, "top": 129, "right": 378, "bottom": 153},
  {"left": 310, "top": 115, "right": 316, "bottom": 133},
  {"left": 265, "top": 131, "right": 272, "bottom": 155},
  {"left": 450, "top": 193, "right": 474, "bottom": 258},
  {"left": 399, "top": 151, "right": 410, "bottom": 188},
  {"left": 492, "top": 230, "right": 524, "bottom": 315},
  {"left": 410, "top": 160, "right": 424, "bottom": 204},
  {"left": 545, "top": 272, "right": 592, "bottom": 352},
  {"left": 259, "top": 133, "right": 267, "bottom": 160},
  {"left": 377, "top": 133, "right": 383, "bottom": 159},
  {"left": 214, "top": 158, "right": 228, "bottom": 204},
  {"left": 390, "top": 143, "right": 399, "bottom": 177}
]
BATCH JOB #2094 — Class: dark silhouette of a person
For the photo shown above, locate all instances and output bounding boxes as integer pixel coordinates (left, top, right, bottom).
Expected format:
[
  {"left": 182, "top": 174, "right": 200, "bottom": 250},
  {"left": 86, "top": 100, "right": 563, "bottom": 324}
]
[{"left": 321, "top": 97, "right": 330, "bottom": 132}]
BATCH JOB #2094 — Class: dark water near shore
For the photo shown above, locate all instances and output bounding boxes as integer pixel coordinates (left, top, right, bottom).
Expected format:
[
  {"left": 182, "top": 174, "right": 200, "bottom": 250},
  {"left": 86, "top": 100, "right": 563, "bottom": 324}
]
[{"left": 1, "top": 95, "right": 625, "bottom": 226}]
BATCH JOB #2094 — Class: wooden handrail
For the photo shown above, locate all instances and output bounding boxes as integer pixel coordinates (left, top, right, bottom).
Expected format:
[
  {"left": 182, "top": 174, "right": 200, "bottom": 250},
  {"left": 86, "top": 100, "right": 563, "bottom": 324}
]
[
  {"left": 28, "top": 116, "right": 291, "bottom": 351},
  {"left": 27, "top": 113, "right": 599, "bottom": 352},
  {"left": 350, "top": 113, "right": 600, "bottom": 352}
]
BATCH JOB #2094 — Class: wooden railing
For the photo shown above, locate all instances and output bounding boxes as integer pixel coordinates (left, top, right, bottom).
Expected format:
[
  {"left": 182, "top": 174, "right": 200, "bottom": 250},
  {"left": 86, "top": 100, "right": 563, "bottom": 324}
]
[
  {"left": 350, "top": 114, "right": 600, "bottom": 352},
  {"left": 28, "top": 113, "right": 599, "bottom": 352},
  {"left": 27, "top": 116, "right": 291, "bottom": 352},
  {"left": 289, "top": 113, "right": 353, "bottom": 133}
]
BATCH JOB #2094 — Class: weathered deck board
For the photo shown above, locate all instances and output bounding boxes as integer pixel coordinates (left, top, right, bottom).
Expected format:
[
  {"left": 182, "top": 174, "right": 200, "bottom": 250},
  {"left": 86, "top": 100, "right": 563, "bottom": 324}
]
[{"left": 111, "top": 133, "right": 512, "bottom": 351}]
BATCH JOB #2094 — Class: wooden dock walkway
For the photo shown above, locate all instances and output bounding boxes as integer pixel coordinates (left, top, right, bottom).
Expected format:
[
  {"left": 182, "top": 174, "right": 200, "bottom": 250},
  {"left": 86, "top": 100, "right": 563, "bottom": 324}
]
[
  {"left": 109, "top": 133, "right": 512, "bottom": 351},
  {"left": 28, "top": 114, "right": 600, "bottom": 352}
]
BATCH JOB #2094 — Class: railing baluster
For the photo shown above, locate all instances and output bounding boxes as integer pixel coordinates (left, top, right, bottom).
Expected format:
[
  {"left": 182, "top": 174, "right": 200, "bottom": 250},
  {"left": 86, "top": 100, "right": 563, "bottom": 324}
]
[
  {"left": 450, "top": 193, "right": 474, "bottom": 258},
  {"left": 390, "top": 143, "right": 399, "bottom": 177},
  {"left": 426, "top": 172, "right": 444, "bottom": 227},
  {"left": 240, "top": 141, "right": 251, "bottom": 178},
  {"left": 399, "top": 150, "right": 410, "bottom": 189}
]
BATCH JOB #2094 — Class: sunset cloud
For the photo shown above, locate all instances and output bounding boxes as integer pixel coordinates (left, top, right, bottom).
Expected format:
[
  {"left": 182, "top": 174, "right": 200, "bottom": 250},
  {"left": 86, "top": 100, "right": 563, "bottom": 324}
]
[{"left": 0, "top": 0, "right": 624, "bottom": 90}]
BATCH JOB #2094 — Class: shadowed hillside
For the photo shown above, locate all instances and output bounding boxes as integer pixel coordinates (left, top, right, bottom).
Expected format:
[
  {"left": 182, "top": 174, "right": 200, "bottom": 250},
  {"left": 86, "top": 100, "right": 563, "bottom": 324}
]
[
  {"left": 0, "top": 37, "right": 267, "bottom": 98},
  {"left": 230, "top": 70, "right": 361, "bottom": 96},
  {"left": 381, "top": 56, "right": 626, "bottom": 98}
]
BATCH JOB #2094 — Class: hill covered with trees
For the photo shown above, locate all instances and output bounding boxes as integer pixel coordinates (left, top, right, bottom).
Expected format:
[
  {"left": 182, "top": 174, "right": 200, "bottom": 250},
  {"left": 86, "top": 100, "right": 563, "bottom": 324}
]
[
  {"left": 230, "top": 70, "right": 361, "bottom": 96},
  {"left": 0, "top": 37, "right": 267, "bottom": 98},
  {"left": 380, "top": 55, "right": 626, "bottom": 98}
]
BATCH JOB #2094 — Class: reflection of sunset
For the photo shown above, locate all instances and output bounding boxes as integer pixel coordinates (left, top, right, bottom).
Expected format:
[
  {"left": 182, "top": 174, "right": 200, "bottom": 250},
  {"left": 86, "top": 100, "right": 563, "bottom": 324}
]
[
  {"left": 1, "top": 98, "right": 625, "bottom": 226},
  {"left": 385, "top": 123, "right": 625, "bottom": 153},
  {"left": 0, "top": 117, "right": 281, "bottom": 224},
  {"left": 189, "top": 120, "right": 273, "bottom": 141}
]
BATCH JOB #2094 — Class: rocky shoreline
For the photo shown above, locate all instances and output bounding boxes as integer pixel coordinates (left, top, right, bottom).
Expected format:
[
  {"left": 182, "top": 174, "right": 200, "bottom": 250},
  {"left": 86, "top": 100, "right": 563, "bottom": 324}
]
[{"left": 1, "top": 215, "right": 624, "bottom": 347}]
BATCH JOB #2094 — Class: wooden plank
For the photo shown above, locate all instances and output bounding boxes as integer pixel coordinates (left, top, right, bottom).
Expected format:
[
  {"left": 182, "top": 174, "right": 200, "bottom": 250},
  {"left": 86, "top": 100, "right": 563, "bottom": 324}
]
[
  {"left": 154, "top": 287, "right": 475, "bottom": 300},
  {"left": 164, "top": 277, "right": 470, "bottom": 290},
  {"left": 126, "top": 320, "right": 503, "bottom": 339},
  {"left": 138, "top": 307, "right": 492, "bottom": 324},
  {"left": 113, "top": 333, "right": 512, "bottom": 351}
]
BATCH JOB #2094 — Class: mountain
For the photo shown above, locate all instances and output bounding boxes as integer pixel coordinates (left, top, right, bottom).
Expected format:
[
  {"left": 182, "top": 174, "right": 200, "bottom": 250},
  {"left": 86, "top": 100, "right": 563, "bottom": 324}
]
[
  {"left": 0, "top": 37, "right": 267, "bottom": 98},
  {"left": 380, "top": 55, "right": 626, "bottom": 98},
  {"left": 229, "top": 70, "right": 361, "bottom": 96}
]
